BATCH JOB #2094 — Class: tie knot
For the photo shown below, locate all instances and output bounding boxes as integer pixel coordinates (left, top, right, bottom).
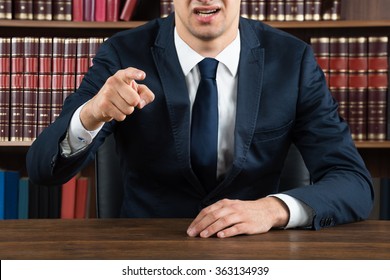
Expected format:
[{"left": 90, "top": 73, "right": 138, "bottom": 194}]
[{"left": 198, "top": 58, "right": 219, "bottom": 79}]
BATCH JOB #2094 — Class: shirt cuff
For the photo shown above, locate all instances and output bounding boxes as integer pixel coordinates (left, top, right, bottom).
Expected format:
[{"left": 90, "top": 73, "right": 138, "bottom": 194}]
[
  {"left": 60, "top": 103, "right": 104, "bottom": 157},
  {"left": 270, "top": 193, "right": 314, "bottom": 229}
]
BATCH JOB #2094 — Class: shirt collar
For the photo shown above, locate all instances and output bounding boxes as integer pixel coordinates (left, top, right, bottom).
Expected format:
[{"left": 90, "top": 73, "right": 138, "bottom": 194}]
[{"left": 174, "top": 28, "right": 240, "bottom": 77}]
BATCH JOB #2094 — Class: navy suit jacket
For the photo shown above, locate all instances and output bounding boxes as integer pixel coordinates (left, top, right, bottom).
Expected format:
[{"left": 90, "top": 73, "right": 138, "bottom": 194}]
[{"left": 27, "top": 14, "right": 373, "bottom": 229}]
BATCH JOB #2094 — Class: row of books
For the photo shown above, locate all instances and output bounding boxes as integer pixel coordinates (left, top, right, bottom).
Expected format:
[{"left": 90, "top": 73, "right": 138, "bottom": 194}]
[
  {"left": 160, "top": 0, "right": 342, "bottom": 21},
  {"left": 0, "top": 169, "right": 91, "bottom": 219},
  {"left": 310, "top": 36, "right": 389, "bottom": 141},
  {"left": 0, "top": 0, "right": 139, "bottom": 22},
  {"left": 0, "top": 36, "right": 106, "bottom": 142}
]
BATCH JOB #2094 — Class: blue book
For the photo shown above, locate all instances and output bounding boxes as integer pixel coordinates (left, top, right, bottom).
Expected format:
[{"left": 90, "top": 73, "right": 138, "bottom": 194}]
[
  {"left": 18, "top": 177, "right": 29, "bottom": 219},
  {"left": 0, "top": 170, "right": 20, "bottom": 219}
]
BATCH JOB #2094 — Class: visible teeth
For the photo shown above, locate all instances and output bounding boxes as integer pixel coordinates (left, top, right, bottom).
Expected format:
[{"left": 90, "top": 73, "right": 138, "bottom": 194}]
[{"left": 197, "top": 9, "right": 217, "bottom": 16}]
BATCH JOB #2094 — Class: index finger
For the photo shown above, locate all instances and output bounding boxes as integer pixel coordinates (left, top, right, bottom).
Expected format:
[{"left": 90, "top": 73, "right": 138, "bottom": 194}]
[{"left": 119, "top": 67, "right": 146, "bottom": 85}]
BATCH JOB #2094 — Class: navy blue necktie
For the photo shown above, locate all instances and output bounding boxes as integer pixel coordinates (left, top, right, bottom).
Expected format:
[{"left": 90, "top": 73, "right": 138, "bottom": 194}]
[{"left": 191, "top": 58, "right": 219, "bottom": 191}]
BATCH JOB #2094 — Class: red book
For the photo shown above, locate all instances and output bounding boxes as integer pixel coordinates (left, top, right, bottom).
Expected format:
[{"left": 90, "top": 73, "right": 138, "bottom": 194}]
[
  {"left": 348, "top": 37, "right": 368, "bottom": 141},
  {"left": 106, "top": 0, "right": 120, "bottom": 21},
  {"left": 84, "top": 0, "right": 95, "bottom": 21},
  {"left": 119, "top": 0, "right": 138, "bottom": 21},
  {"left": 37, "top": 37, "right": 52, "bottom": 137},
  {"left": 76, "top": 38, "right": 90, "bottom": 88},
  {"left": 61, "top": 176, "right": 77, "bottom": 219},
  {"left": 329, "top": 37, "right": 349, "bottom": 122},
  {"left": 23, "top": 37, "right": 39, "bottom": 141},
  {"left": 51, "top": 37, "right": 65, "bottom": 123},
  {"left": 0, "top": 38, "right": 10, "bottom": 141},
  {"left": 367, "top": 36, "right": 388, "bottom": 141},
  {"left": 72, "top": 0, "right": 84, "bottom": 21},
  {"left": 10, "top": 37, "right": 24, "bottom": 142},
  {"left": 63, "top": 38, "right": 77, "bottom": 102},
  {"left": 88, "top": 37, "right": 104, "bottom": 67},
  {"left": 74, "top": 177, "right": 90, "bottom": 219},
  {"left": 310, "top": 37, "right": 330, "bottom": 84},
  {"left": 95, "top": 0, "right": 107, "bottom": 22}
]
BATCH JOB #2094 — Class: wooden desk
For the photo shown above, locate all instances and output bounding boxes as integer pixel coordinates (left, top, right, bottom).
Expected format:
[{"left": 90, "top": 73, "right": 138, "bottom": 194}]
[{"left": 0, "top": 219, "right": 389, "bottom": 260}]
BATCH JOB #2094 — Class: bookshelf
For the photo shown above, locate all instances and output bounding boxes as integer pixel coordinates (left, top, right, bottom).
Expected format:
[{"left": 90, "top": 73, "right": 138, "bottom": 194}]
[{"left": 1, "top": 0, "right": 390, "bottom": 217}]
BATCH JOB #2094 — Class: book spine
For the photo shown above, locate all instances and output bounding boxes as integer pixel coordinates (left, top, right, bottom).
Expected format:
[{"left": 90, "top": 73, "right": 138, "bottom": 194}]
[
  {"left": 240, "top": 0, "right": 249, "bottom": 19},
  {"left": 322, "top": 0, "right": 342, "bottom": 21},
  {"left": 95, "top": 0, "right": 107, "bottom": 22},
  {"left": 18, "top": 177, "right": 29, "bottom": 219},
  {"left": 53, "top": 0, "right": 72, "bottom": 21},
  {"left": 37, "top": 37, "right": 52, "bottom": 137},
  {"left": 51, "top": 37, "right": 65, "bottom": 123},
  {"left": 76, "top": 38, "right": 90, "bottom": 88},
  {"left": 61, "top": 176, "right": 77, "bottom": 219},
  {"left": 84, "top": 0, "right": 96, "bottom": 21},
  {"left": 367, "top": 36, "right": 388, "bottom": 141},
  {"left": 310, "top": 37, "right": 330, "bottom": 84},
  {"left": 74, "top": 177, "right": 90, "bottom": 219},
  {"left": 160, "top": 0, "right": 174, "bottom": 18},
  {"left": 63, "top": 38, "right": 77, "bottom": 102},
  {"left": 2, "top": 170, "right": 20, "bottom": 219},
  {"left": 120, "top": 0, "right": 139, "bottom": 21},
  {"left": 48, "top": 184, "right": 62, "bottom": 218},
  {"left": 72, "top": 0, "right": 84, "bottom": 21},
  {"left": 106, "top": 0, "right": 120, "bottom": 21},
  {"left": 23, "top": 37, "right": 39, "bottom": 141},
  {"left": 348, "top": 37, "right": 368, "bottom": 141},
  {"left": 38, "top": 185, "right": 49, "bottom": 218},
  {"left": 0, "top": 37, "right": 10, "bottom": 141},
  {"left": 33, "top": 0, "right": 52, "bottom": 20},
  {"left": 10, "top": 37, "right": 24, "bottom": 142},
  {"left": 14, "top": 0, "right": 33, "bottom": 20},
  {"left": 267, "top": 0, "right": 285, "bottom": 21},
  {"left": 329, "top": 37, "right": 349, "bottom": 122},
  {"left": 0, "top": 0, "right": 12, "bottom": 19},
  {"left": 285, "top": 0, "right": 304, "bottom": 21},
  {"left": 305, "top": 0, "right": 322, "bottom": 21},
  {"left": 88, "top": 37, "right": 104, "bottom": 67}
]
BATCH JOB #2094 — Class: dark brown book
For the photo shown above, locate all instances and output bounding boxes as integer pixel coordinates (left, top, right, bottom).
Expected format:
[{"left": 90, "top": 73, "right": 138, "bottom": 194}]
[
  {"left": 53, "top": 0, "right": 72, "bottom": 21},
  {"left": 160, "top": 0, "right": 174, "bottom": 18},
  {"left": 14, "top": 0, "right": 33, "bottom": 20},
  {"left": 23, "top": 37, "right": 39, "bottom": 141},
  {"left": 240, "top": 0, "right": 249, "bottom": 19},
  {"left": 329, "top": 37, "right": 349, "bottom": 121},
  {"left": 37, "top": 37, "right": 52, "bottom": 137},
  {"left": 322, "top": 0, "right": 342, "bottom": 21},
  {"left": 347, "top": 37, "right": 368, "bottom": 141},
  {"left": 88, "top": 37, "right": 104, "bottom": 67},
  {"left": 10, "top": 37, "right": 24, "bottom": 142},
  {"left": 305, "top": 0, "right": 321, "bottom": 21},
  {"left": 285, "top": 0, "right": 304, "bottom": 21},
  {"left": 51, "top": 37, "right": 65, "bottom": 123},
  {"left": 76, "top": 38, "right": 90, "bottom": 88},
  {"left": 0, "top": 37, "right": 10, "bottom": 141},
  {"left": 0, "top": 0, "right": 12, "bottom": 19},
  {"left": 367, "top": 36, "right": 388, "bottom": 141},
  {"left": 63, "top": 38, "right": 77, "bottom": 102},
  {"left": 33, "top": 0, "right": 52, "bottom": 20},
  {"left": 267, "top": 0, "right": 285, "bottom": 21},
  {"left": 310, "top": 37, "right": 330, "bottom": 84}
]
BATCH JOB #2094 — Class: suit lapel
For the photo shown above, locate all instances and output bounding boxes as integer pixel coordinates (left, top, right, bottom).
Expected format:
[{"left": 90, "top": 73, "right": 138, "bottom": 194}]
[{"left": 151, "top": 15, "right": 206, "bottom": 195}]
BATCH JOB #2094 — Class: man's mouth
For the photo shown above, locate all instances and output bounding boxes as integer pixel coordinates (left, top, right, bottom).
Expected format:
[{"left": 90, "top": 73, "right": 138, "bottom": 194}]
[{"left": 195, "top": 8, "right": 221, "bottom": 17}]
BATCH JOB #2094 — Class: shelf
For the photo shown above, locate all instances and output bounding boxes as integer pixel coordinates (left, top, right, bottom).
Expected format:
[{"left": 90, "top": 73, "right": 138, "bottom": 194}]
[{"left": 2, "top": 19, "right": 390, "bottom": 30}]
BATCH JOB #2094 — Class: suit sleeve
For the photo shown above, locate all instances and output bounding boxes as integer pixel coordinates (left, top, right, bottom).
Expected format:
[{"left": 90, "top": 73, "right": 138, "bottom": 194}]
[
  {"left": 26, "top": 40, "right": 120, "bottom": 186},
  {"left": 285, "top": 45, "right": 374, "bottom": 229}
]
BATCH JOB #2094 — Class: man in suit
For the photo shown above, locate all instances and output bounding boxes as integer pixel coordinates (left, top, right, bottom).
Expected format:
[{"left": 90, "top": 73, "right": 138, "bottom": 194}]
[{"left": 27, "top": 0, "right": 373, "bottom": 238}]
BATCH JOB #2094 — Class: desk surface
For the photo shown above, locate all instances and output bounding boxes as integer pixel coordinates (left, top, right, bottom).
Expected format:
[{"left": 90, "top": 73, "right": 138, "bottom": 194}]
[{"left": 0, "top": 219, "right": 389, "bottom": 260}]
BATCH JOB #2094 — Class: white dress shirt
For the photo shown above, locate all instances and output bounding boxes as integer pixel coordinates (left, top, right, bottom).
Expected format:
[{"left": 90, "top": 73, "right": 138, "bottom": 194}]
[{"left": 61, "top": 28, "right": 313, "bottom": 228}]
